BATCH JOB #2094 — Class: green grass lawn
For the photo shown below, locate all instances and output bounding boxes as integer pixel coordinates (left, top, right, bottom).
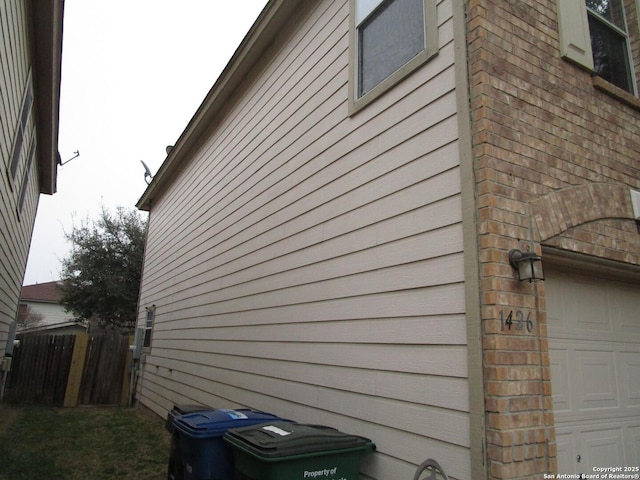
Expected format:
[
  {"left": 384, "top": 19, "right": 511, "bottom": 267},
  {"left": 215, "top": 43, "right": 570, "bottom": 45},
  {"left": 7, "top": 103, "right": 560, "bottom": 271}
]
[{"left": 0, "top": 405, "right": 170, "bottom": 480}]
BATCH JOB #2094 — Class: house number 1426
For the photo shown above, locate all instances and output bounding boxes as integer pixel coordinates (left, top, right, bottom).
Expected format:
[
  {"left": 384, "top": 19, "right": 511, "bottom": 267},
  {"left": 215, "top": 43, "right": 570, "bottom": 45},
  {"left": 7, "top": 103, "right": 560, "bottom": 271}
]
[{"left": 500, "top": 310, "right": 533, "bottom": 332}]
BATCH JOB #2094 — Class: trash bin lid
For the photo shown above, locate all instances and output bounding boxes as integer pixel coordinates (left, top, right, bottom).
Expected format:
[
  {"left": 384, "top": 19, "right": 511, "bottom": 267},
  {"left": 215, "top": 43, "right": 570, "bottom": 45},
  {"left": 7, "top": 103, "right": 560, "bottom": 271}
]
[
  {"left": 174, "top": 409, "right": 289, "bottom": 439},
  {"left": 172, "top": 404, "right": 211, "bottom": 415},
  {"left": 166, "top": 404, "right": 211, "bottom": 433},
  {"left": 224, "top": 421, "right": 374, "bottom": 459}
]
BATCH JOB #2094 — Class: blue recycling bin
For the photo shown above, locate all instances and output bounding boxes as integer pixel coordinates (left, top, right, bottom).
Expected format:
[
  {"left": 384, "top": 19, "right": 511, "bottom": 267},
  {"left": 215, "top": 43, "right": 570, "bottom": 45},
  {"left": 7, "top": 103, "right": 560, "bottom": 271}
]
[
  {"left": 167, "top": 404, "right": 212, "bottom": 434},
  {"left": 173, "top": 408, "right": 291, "bottom": 480},
  {"left": 167, "top": 404, "right": 212, "bottom": 480}
]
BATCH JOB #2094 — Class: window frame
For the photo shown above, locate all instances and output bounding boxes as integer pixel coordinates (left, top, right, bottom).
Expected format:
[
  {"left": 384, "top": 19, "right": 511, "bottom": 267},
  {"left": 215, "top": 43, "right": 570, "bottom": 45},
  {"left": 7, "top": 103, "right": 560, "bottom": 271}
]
[
  {"left": 348, "top": 0, "right": 438, "bottom": 114},
  {"left": 17, "top": 135, "right": 36, "bottom": 216},
  {"left": 586, "top": 0, "right": 637, "bottom": 95},
  {"left": 557, "top": 0, "right": 639, "bottom": 97},
  {"left": 143, "top": 305, "right": 155, "bottom": 349},
  {"left": 7, "top": 76, "right": 33, "bottom": 188}
]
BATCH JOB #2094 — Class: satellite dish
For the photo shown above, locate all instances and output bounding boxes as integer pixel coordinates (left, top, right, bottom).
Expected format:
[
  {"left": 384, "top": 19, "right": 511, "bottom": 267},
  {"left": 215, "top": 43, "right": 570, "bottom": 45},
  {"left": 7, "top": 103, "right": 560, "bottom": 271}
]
[{"left": 141, "top": 160, "right": 153, "bottom": 185}]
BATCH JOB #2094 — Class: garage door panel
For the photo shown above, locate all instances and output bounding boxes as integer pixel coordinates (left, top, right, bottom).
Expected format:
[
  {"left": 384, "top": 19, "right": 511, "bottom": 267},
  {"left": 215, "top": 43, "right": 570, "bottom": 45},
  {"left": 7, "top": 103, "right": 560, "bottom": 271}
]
[
  {"left": 626, "top": 426, "right": 640, "bottom": 467},
  {"left": 580, "top": 427, "right": 625, "bottom": 474},
  {"left": 546, "top": 273, "right": 568, "bottom": 333},
  {"left": 565, "top": 278, "right": 610, "bottom": 333},
  {"left": 609, "top": 284, "right": 640, "bottom": 338},
  {"left": 556, "top": 423, "right": 635, "bottom": 474},
  {"left": 619, "top": 351, "right": 640, "bottom": 407},
  {"left": 575, "top": 349, "right": 619, "bottom": 411},
  {"left": 555, "top": 431, "right": 577, "bottom": 473},
  {"left": 547, "top": 267, "right": 640, "bottom": 474},
  {"left": 549, "top": 347, "right": 572, "bottom": 413}
]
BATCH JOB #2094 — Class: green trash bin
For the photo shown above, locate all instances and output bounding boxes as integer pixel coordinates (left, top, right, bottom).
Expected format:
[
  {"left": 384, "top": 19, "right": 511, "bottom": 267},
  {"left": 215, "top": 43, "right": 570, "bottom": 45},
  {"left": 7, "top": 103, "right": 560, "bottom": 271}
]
[{"left": 224, "top": 421, "right": 375, "bottom": 480}]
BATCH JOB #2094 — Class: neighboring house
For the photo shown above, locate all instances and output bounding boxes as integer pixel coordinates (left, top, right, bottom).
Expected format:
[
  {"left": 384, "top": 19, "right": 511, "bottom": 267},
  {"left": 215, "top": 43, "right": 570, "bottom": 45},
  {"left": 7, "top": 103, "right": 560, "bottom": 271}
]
[
  {"left": 134, "top": 1, "right": 640, "bottom": 479},
  {"left": 18, "top": 281, "right": 85, "bottom": 335},
  {"left": 0, "top": 1, "right": 65, "bottom": 357},
  {"left": 18, "top": 320, "right": 86, "bottom": 336}
]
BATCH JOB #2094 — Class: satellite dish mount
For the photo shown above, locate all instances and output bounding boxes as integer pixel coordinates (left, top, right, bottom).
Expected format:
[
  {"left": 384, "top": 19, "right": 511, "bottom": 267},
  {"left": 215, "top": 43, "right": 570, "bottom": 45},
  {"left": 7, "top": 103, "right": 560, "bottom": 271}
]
[
  {"left": 60, "top": 150, "right": 80, "bottom": 166},
  {"left": 141, "top": 160, "right": 154, "bottom": 185}
]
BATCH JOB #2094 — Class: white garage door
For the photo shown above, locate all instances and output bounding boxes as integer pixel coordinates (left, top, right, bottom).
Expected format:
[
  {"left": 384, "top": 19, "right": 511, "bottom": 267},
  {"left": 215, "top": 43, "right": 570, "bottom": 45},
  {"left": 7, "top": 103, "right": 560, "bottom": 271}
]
[{"left": 547, "top": 268, "right": 640, "bottom": 475}]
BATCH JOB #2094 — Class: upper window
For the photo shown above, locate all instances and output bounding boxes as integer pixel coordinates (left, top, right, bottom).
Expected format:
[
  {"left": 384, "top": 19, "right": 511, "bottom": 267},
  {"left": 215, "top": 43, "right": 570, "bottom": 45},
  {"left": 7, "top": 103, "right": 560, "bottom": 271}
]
[
  {"left": 350, "top": 0, "right": 438, "bottom": 113},
  {"left": 17, "top": 137, "right": 36, "bottom": 214},
  {"left": 586, "top": 0, "right": 635, "bottom": 93},
  {"left": 557, "top": 0, "right": 638, "bottom": 96},
  {"left": 8, "top": 77, "right": 33, "bottom": 183}
]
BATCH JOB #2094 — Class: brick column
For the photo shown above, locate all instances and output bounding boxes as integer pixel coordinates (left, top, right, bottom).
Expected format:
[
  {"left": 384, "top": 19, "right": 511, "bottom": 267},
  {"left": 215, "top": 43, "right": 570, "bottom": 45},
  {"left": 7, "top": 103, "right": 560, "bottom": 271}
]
[
  {"left": 481, "top": 261, "right": 556, "bottom": 479},
  {"left": 466, "top": 1, "right": 559, "bottom": 477}
]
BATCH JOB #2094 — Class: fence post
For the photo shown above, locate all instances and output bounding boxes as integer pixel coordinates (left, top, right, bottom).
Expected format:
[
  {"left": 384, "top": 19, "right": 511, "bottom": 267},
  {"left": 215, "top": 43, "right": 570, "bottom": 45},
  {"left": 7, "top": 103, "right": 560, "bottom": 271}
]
[
  {"left": 120, "top": 335, "right": 134, "bottom": 406},
  {"left": 63, "top": 333, "right": 89, "bottom": 407}
]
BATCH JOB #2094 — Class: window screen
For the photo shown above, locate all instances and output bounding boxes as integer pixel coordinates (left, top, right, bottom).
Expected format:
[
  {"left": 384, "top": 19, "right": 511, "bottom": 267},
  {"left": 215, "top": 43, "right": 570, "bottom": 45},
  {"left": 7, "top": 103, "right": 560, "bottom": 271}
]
[{"left": 358, "top": 0, "right": 425, "bottom": 97}]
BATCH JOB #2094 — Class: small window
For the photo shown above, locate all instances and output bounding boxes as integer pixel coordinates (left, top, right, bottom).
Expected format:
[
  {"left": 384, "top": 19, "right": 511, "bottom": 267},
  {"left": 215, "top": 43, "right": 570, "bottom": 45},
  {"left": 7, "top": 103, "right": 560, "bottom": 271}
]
[
  {"left": 586, "top": 0, "right": 635, "bottom": 93},
  {"left": 8, "top": 77, "right": 33, "bottom": 182},
  {"left": 17, "top": 137, "right": 36, "bottom": 214},
  {"left": 143, "top": 306, "right": 155, "bottom": 348},
  {"left": 350, "top": 0, "right": 438, "bottom": 112}
]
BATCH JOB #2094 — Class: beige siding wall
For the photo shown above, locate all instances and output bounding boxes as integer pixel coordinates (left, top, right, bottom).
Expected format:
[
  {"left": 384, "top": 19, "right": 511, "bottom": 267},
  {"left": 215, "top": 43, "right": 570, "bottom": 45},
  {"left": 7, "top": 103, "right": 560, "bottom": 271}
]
[
  {"left": 0, "top": 1, "right": 39, "bottom": 357},
  {"left": 23, "top": 301, "right": 75, "bottom": 327},
  {"left": 137, "top": 1, "right": 468, "bottom": 478}
]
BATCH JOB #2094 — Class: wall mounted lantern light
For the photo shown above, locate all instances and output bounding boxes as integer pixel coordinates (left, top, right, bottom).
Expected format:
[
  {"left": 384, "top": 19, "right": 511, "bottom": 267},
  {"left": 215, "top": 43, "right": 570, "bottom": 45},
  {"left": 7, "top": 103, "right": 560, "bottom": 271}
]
[{"left": 509, "top": 248, "right": 544, "bottom": 283}]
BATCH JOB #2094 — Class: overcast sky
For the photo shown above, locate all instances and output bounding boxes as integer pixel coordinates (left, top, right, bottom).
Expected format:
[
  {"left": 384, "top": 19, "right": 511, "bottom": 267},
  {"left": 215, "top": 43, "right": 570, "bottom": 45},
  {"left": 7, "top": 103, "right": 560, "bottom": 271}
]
[{"left": 24, "top": 0, "right": 269, "bottom": 285}]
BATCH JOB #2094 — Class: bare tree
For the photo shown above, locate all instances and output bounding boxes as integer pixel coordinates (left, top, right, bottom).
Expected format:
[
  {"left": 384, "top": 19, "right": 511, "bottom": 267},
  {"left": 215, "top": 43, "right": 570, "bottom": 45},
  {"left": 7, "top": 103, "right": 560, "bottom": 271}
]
[{"left": 16, "top": 305, "right": 44, "bottom": 330}]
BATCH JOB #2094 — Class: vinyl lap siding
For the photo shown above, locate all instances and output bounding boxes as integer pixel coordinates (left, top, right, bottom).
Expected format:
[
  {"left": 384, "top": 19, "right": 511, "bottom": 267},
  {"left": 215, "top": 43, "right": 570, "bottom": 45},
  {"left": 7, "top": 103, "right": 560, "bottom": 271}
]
[
  {"left": 137, "top": 1, "right": 468, "bottom": 478},
  {"left": 0, "top": 0, "right": 35, "bottom": 357},
  {"left": 25, "top": 302, "right": 74, "bottom": 326}
]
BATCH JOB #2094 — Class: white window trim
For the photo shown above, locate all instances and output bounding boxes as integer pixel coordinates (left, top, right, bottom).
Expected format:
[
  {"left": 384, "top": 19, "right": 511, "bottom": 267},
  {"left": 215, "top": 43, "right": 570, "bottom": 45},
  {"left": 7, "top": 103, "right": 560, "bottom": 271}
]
[
  {"left": 348, "top": 0, "right": 439, "bottom": 114},
  {"left": 143, "top": 305, "right": 155, "bottom": 349}
]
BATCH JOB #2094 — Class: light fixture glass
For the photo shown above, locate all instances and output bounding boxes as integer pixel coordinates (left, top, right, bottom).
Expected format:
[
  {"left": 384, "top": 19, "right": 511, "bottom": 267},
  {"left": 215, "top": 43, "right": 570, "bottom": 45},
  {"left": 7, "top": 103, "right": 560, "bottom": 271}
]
[{"left": 509, "top": 249, "right": 544, "bottom": 283}]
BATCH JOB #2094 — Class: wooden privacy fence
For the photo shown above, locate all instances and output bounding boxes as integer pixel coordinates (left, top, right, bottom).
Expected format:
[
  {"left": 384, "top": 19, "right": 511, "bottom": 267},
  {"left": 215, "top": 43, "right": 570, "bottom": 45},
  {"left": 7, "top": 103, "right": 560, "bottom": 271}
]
[
  {"left": 3, "top": 334, "right": 75, "bottom": 405},
  {"left": 4, "top": 332, "right": 132, "bottom": 406}
]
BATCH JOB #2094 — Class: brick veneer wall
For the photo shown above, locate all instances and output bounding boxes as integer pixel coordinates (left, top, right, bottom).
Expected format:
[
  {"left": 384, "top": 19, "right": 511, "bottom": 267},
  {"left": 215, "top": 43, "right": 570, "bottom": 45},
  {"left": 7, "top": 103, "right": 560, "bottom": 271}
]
[{"left": 466, "top": 1, "right": 640, "bottom": 479}]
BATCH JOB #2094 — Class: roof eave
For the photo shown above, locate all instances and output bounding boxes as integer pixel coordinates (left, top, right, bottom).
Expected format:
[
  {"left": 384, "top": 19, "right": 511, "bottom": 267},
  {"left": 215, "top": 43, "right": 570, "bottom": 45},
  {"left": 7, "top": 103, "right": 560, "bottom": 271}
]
[
  {"left": 136, "top": 0, "right": 300, "bottom": 211},
  {"left": 30, "top": 0, "right": 65, "bottom": 195}
]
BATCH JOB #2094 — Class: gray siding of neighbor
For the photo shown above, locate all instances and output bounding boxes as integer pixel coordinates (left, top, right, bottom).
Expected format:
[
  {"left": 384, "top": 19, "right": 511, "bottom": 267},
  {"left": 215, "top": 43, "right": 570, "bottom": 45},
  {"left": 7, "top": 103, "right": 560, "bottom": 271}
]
[{"left": 1, "top": 1, "right": 40, "bottom": 357}]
